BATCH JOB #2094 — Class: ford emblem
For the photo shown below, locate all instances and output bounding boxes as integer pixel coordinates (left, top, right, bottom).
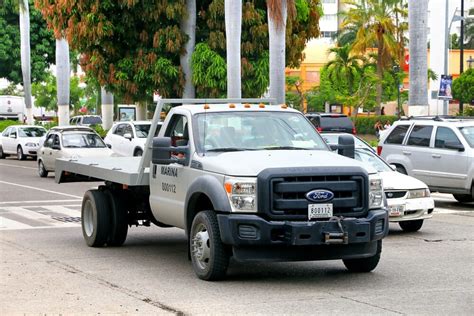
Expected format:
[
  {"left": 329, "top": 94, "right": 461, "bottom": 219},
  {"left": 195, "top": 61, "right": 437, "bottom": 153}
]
[{"left": 305, "top": 189, "right": 334, "bottom": 202}]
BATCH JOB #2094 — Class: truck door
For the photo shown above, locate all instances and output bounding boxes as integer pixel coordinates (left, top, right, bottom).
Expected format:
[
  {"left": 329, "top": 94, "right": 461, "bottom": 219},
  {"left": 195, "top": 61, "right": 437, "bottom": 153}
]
[{"left": 150, "top": 113, "right": 191, "bottom": 229}]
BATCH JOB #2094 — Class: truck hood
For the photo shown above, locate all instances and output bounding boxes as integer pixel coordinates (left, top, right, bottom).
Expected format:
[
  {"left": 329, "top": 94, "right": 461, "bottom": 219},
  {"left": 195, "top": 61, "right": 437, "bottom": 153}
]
[
  {"left": 379, "top": 171, "right": 428, "bottom": 190},
  {"left": 198, "top": 150, "right": 377, "bottom": 176}
]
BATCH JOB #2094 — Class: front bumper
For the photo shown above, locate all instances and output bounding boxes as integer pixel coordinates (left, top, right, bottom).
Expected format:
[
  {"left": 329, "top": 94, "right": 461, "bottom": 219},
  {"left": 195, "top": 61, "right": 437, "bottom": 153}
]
[
  {"left": 217, "top": 209, "right": 388, "bottom": 262},
  {"left": 387, "top": 197, "right": 434, "bottom": 222}
]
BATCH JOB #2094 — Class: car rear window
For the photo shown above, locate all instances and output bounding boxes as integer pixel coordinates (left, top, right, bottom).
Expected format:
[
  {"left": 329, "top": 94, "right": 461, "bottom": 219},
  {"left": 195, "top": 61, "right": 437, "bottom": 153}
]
[
  {"left": 407, "top": 125, "right": 432, "bottom": 147},
  {"left": 82, "top": 116, "right": 102, "bottom": 125},
  {"left": 385, "top": 125, "right": 410, "bottom": 144}
]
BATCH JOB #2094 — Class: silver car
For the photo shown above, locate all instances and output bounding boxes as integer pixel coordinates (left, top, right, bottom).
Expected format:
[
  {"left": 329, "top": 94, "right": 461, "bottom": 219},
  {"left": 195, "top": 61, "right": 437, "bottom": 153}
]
[{"left": 37, "top": 126, "right": 113, "bottom": 177}]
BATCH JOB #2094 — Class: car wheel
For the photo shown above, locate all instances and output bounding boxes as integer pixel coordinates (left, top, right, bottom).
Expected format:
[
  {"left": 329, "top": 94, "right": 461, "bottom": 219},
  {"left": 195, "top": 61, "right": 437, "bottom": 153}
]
[
  {"left": 343, "top": 240, "right": 381, "bottom": 273},
  {"left": 453, "top": 194, "right": 473, "bottom": 203},
  {"left": 38, "top": 160, "right": 48, "bottom": 178},
  {"left": 0, "top": 146, "right": 5, "bottom": 159},
  {"left": 105, "top": 191, "right": 128, "bottom": 246},
  {"left": 399, "top": 219, "right": 424, "bottom": 232},
  {"left": 81, "top": 190, "right": 111, "bottom": 247},
  {"left": 17, "top": 146, "right": 25, "bottom": 160},
  {"left": 134, "top": 148, "right": 143, "bottom": 156},
  {"left": 190, "top": 211, "right": 230, "bottom": 281},
  {"left": 395, "top": 165, "right": 407, "bottom": 175}
]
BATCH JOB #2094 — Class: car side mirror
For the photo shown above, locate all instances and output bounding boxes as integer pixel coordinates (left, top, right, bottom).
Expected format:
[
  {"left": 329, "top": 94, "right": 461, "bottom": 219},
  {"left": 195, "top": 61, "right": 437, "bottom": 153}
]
[
  {"left": 444, "top": 142, "right": 464, "bottom": 152},
  {"left": 337, "top": 135, "right": 355, "bottom": 159},
  {"left": 152, "top": 136, "right": 189, "bottom": 166},
  {"left": 123, "top": 133, "right": 133, "bottom": 140}
]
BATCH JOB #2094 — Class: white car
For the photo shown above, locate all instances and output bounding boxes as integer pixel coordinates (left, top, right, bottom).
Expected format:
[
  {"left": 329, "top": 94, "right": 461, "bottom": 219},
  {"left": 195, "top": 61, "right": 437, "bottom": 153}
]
[
  {"left": 323, "top": 133, "right": 435, "bottom": 232},
  {"left": 37, "top": 126, "right": 113, "bottom": 177},
  {"left": 104, "top": 121, "right": 162, "bottom": 156},
  {"left": 0, "top": 125, "right": 47, "bottom": 160}
]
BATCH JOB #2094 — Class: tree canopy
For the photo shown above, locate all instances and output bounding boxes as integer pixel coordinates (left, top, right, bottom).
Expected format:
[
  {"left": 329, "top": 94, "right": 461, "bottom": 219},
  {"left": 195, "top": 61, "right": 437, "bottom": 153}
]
[
  {"left": 0, "top": 0, "right": 55, "bottom": 84},
  {"left": 452, "top": 68, "right": 474, "bottom": 106},
  {"left": 35, "top": 0, "right": 321, "bottom": 101}
]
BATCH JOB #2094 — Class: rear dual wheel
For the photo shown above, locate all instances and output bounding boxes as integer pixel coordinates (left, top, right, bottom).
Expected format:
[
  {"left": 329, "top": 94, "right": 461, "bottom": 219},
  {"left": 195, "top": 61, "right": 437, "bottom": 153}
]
[{"left": 81, "top": 189, "right": 128, "bottom": 247}]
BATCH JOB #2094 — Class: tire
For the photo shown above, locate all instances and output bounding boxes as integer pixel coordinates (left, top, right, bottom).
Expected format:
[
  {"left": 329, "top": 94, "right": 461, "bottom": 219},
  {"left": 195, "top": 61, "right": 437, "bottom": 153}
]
[
  {"left": 395, "top": 165, "right": 407, "bottom": 175},
  {"left": 453, "top": 194, "right": 473, "bottom": 203},
  {"left": 17, "top": 146, "right": 25, "bottom": 160},
  {"left": 343, "top": 240, "right": 382, "bottom": 273},
  {"left": 0, "top": 146, "right": 5, "bottom": 159},
  {"left": 38, "top": 160, "right": 48, "bottom": 178},
  {"left": 134, "top": 148, "right": 143, "bottom": 157},
  {"left": 190, "top": 211, "right": 230, "bottom": 281},
  {"left": 81, "top": 190, "right": 111, "bottom": 247},
  {"left": 399, "top": 219, "right": 424, "bottom": 232},
  {"left": 105, "top": 191, "right": 128, "bottom": 246}
]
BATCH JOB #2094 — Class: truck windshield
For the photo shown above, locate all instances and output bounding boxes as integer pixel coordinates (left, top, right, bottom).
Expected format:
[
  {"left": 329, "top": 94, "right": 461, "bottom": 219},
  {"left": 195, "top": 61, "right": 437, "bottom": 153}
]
[{"left": 195, "top": 111, "right": 328, "bottom": 152}]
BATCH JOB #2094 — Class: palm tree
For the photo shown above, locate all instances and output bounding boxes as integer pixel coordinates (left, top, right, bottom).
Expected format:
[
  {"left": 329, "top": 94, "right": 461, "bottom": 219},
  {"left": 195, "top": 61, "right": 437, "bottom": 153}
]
[
  {"left": 408, "top": 0, "right": 428, "bottom": 109},
  {"left": 464, "top": 8, "right": 474, "bottom": 49},
  {"left": 342, "top": 0, "right": 402, "bottom": 114},
  {"left": 225, "top": 0, "right": 242, "bottom": 99},
  {"left": 180, "top": 0, "right": 196, "bottom": 98},
  {"left": 19, "top": 0, "right": 33, "bottom": 124},
  {"left": 325, "top": 44, "right": 366, "bottom": 96},
  {"left": 56, "top": 37, "right": 70, "bottom": 126}
]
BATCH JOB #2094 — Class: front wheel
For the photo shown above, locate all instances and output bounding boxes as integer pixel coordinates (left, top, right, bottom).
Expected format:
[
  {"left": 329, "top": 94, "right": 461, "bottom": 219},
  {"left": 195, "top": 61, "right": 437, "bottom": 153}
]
[
  {"left": 0, "top": 146, "right": 5, "bottom": 159},
  {"left": 343, "top": 240, "right": 381, "bottom": 273},
  {"left": 190, "top": 211, "right": 229, "bottom": 281},
  {"left": 81, "top": 190, "right": 111, "bottom": 247},
  {"left": 399, "top": 219, "right": 424, "bottom": 232},
  {"left": 38, "top": 160, "right": 48, "bottom": 178},
  {"left": 17, "top": 146, "right": 25, "bottom": 160}
]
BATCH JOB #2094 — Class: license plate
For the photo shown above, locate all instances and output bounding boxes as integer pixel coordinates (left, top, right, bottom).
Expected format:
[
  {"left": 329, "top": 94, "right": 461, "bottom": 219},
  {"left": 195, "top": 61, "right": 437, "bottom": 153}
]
[
  {"left": 388, "top": 204, "right": 405, "bottom": 217},
  {"left": 308, "top": 203, "right": 333, "bottom": 219}
]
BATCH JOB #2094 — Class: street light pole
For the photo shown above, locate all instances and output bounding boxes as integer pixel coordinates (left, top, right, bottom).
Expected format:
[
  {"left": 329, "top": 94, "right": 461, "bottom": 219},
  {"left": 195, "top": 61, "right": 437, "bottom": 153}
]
[
  {"left": 459, "top": 0, "right": 464, "bottom": 114},
  {"left": 443, "top": 0, "right": 449, "bottom": 115}
]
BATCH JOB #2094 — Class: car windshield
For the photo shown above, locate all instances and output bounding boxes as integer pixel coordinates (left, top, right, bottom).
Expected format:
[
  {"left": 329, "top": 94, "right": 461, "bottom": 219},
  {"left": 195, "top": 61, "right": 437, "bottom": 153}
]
[
  {"left": 195, "top": 111, "right": 328, "bottom": 152},
  {"left": 354, "top": 148, "right": 392, "bottom": 172},
  {"left": 82, "top": 116, "right": 102, "bottom": 125},
  {"left": 459, "top": 126, "right": 474, "bottom": 148},
  {"left": 18, "top": 127, "right": 46, "bottom": 137},
  {"left": 135, "top": 124, "right": 151, "bottom": 138},
  {"left": 62, "top": 133, "right": 106, "bottom": 148}
]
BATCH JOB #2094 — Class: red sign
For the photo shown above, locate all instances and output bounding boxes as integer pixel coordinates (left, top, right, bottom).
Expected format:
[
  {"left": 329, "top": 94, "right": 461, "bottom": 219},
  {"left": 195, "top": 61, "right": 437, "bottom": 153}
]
[{"left": 403, "top": 54, "right": 409, "bottom": 72}]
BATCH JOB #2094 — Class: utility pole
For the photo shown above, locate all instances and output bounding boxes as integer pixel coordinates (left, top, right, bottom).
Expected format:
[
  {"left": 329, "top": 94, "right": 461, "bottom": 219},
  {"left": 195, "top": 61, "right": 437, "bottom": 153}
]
[
  {"left": 443, "top": 0, "right": 449, "bottom": 115},
  {"left": 459, "top": 0, "right": 465, "bottom": 114}
]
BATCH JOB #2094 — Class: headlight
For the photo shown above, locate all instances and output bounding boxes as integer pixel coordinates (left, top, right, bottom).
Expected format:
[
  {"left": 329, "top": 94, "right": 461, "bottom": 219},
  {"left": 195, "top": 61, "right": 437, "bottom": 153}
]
[
  {"left": 369, "top": 175, "right": 384, "bottom": 209},
  {"left": 224, "top": 177, "right": 257, "bottom": 212},
  {"left": 407, "top": 188, "right": 430, "bottom": 199}
]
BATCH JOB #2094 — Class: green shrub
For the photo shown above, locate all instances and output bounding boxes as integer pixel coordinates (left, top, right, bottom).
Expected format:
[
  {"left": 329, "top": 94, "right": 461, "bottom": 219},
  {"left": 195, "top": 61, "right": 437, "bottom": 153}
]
[
  {"left": 0, "top": 120, "right": 21, "bottom": 132},
  {"left": 461, "top": 105, "right": 474, "bottom": 117},
  {"left": 352, "top": 115, "right": 398, "bottom": 135}
]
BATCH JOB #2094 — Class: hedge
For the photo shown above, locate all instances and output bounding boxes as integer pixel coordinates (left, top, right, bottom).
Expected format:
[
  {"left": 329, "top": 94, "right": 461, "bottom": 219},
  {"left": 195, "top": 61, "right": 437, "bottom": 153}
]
[
  {"left": 0, "top": 120, "right": 21, "bottom": 132},
  {"left": 352, "top": 115, "right": 398, "bottom": 135}
]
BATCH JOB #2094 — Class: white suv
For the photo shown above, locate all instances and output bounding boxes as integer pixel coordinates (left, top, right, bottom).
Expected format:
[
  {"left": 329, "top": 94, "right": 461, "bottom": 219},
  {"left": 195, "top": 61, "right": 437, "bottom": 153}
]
[
  {"left": 104, "top": 121, "right": 162, "bottom": 156},
  {"left": 378, "top": 117, "right": 474, "bottom": 203}
]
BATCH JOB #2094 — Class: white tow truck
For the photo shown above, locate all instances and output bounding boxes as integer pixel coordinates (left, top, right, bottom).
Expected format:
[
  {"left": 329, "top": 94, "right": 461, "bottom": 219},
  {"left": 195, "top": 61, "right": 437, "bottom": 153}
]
[{"left": 56, "top": 99, "right": 388, "bottom": 280}]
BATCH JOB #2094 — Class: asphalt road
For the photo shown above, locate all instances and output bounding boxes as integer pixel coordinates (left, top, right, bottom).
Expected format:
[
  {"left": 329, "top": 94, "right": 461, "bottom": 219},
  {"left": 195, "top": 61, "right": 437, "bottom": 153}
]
[{"left": 0, "top": 157, "right": 473, "bottom": 315}]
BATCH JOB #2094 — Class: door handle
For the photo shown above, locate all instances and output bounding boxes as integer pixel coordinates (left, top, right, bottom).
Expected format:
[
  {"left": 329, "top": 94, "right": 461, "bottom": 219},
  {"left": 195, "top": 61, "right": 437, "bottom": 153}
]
[
  {"left": 402, "top": 151, "right": 411, "bottom": 156},
  {"left": 432, "top": 154, "right": 441, "bottom": 158}
]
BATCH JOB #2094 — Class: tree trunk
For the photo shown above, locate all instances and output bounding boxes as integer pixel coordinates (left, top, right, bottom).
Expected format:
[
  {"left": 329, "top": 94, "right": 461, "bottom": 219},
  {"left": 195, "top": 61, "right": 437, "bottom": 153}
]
[
  {"left": 225, "top": 0, "right": 242, "bottom": 99},
  {"left": 101, "top": 87, "right": 114, "bottom": 130},
  {"left": 56, "top": 38, "right": 70, "bottom": 126},
  {"left": 408, "top": 0, "right": 429, "bottom": 112},
  {"left": 136, "top": 102, "right": 146, "bottom": 120},
  {"left": 375, "top": 41, "right": 383, "bottom": 115},
  {"left": 180, "top": 0, "right": 196, "bottom": 98},
  {"left": 268, "top": 0, "right": 287, "bottom": 104},
  {"left": 19, "top": 1, "right": 33, "bottom": 124}
]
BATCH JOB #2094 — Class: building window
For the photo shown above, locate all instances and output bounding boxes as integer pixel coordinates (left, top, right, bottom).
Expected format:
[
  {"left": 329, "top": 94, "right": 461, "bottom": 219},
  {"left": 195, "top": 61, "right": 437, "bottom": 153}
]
[
  {"left": 322, "top": 0, "right": 336, "bottom": 3},
  {"left": 321, "top": 31, "right": 337, "bottom": 38},
  {"left": 321, "top": 14, "right": 337, "bottom": 22}
]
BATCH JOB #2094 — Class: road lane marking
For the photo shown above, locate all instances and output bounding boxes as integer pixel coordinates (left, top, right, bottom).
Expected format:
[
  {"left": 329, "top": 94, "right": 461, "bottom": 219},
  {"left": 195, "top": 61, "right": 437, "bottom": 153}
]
[
  {"left": 0, "top": 163, "right": 36, "bottom": 170},
  {"left": 0, "top": 180, "right": 82, "bottom": 199},
  {"left": 0, "top": 205, "right": 81, "bottom": 230},
  {"left": 0, "top": 199, "right": 81, "bottom": 205}
]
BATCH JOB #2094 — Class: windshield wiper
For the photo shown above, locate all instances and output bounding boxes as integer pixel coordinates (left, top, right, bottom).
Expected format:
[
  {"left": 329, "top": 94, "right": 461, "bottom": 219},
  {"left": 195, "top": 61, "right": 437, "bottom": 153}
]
[
  {"left": 206, "top": 147, "right": 254, "bottom": 152},
  {"left": 263, "top": 146, "right": 310, "bottom": 150}
]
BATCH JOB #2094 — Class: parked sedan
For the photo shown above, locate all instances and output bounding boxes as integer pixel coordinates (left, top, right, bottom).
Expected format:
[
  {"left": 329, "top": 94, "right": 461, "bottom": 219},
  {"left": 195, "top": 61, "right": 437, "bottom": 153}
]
[
  {"left": 322, "top": 133, "right": 435, "bottom": 232},
  {"left": 104, "top": 121, "right": 162, "bottom": 156},
  {"left": 0, "top": 125, "right": 47, "bottom": 160},
  {"left": 37, "top": 126, "right": 113, "bottom": 177}
]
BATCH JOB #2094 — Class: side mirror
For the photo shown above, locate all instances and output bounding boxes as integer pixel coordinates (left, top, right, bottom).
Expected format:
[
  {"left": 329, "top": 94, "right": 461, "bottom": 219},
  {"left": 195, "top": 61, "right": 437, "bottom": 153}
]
[
  {"left": 152, "top": 136, "right": 190, "bottom": 165},
  {"left": 337, "top": 134, "right": 355, "bottom": 159},
  {"left": 444, "top": 142, "right": 464, "bottom": 152},
  {"left": 123, "top": 133, "right": 133, "bottom": 140}
]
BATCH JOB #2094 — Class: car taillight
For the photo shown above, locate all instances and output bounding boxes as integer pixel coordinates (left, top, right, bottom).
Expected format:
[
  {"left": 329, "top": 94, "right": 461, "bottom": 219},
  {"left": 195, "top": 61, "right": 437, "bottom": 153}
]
[
  {"left": 316, "top": 127, "right": 322, "bottom": 132},
  {"left": 352, "top": 127, "right": 357, "bottom": 134},
  {"left": 377, "top": 146, "right": 382, "bottom": 156}
]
